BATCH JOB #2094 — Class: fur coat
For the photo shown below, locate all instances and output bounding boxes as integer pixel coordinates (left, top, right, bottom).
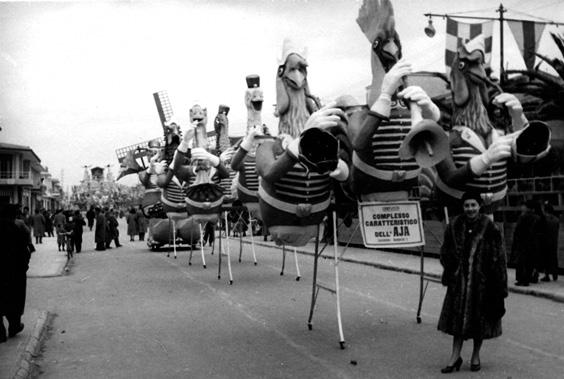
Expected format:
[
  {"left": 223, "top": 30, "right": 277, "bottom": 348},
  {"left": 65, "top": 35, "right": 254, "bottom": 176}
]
[{"left": 438, "top": 214, "right": 508, "bottom": 340}]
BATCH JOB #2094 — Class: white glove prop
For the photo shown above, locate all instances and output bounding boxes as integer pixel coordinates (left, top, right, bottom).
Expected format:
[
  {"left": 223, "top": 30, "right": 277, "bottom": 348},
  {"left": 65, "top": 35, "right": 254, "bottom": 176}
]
[
  {"left": 240, "top": 125, "right": 262, "bottom": 151},
  {"left": 191, "top": 147, "right": 220, "bottom": 167},
  {"left": 329, "top": 159, "right": 349, "bottom": 181},
  {"left": 398, "top": 86, "right": 441, "bottom": 122},
  {"left": 492, "top": 93, "right": 528, "bottom": 129},
  {"left": 469, "top": 136, "right": 512, "bottom": 175},
  {"left": 219, "top": 148, "right": 235, "bottom": 164},
  {"left": 178, "top": 123, "right": 196, "bottom": 153},
  {"left": 304, "top": 101, "right": 344, "bottom": 130},
  {"left": 286, "top": 136, "right": 300, "bottom": 160},
  {"left": 380, "top": 58, "right": 413, "bottom": 96}
]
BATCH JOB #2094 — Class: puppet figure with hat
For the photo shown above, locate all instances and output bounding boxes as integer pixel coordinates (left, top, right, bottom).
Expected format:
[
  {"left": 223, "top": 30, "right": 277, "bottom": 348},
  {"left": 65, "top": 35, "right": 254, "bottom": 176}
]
[
  {"left": 170, "top": 104, "right": 230, "bottom": 222},
  {"left": 256, "top": 39, "right": 350, "bottom": 246},
  {"left": 230, "top": 74, "right": 268, "bottom": 219},
  {"left": 350, "top": 0, "right": 443, "bottom": 202},
  {"left": 213, "top": 105, "right": 237, "bottom": 202},
  {"left": 434, "top": 35, "right": 550, "bottom": 216},
  {"left": 275, "top": 38, "right": 321, "bottom": 137}
]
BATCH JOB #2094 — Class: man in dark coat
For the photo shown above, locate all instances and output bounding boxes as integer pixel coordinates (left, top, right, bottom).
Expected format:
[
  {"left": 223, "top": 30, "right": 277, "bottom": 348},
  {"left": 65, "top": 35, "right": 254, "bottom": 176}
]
[
  {"left": 72, "top": 210, "right": 86, "bottom": 253},
  {"left": 0, "top": 204, "right": 34, "bottom": 342},
  {"left": 438, "top": 192, "right": 507, "bottom": 372},
  {"left": 105, "top": 209, "right": 121, "bottom": 248},
  {"left": 512, "top": 200, "right": 540, "bottom": 286},
  {"left": 94, "top": 207, "right": 106, "bottom": 251},
  {"left": 86, "top": 206, "right": 96, "bottom": 231},
  {"left": 538, "top": 202, "right": 560, "bottom": 282}
]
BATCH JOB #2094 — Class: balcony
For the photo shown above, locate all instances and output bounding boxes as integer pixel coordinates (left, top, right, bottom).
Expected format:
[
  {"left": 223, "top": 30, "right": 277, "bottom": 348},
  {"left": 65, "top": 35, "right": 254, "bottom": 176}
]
[{"left": 0, "top": 170, "right": 34, "bottom": 186}]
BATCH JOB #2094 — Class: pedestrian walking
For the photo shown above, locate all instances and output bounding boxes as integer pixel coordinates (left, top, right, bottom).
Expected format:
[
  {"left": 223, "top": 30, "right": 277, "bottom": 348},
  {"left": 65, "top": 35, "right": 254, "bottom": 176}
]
[
  {"left": 0, "top": 204, "right": 34, "bottom": 343},
  {"left": 538, "top": 202, "right": 560, "bottom": 282},
  {"left": 126, "top": 207, "right": 138, "bottom": 242},
  {"left": 512, "top": 200, "right": 540, "bottom": 286},
  {"left": 44, "top": 210, "right": 54, "bottom": 237},
  {"left": 136, "top": 206, "right": 147, "bottom": 241},
  {"left": 72, "top": 210, "right": 86, "bottom": 253},
  {"left": 86, "top": 206, "right": 96, "bottom": 231},
  {"left": 30, "top": 208, "right": 46, "bottom": 244},
  {"left": 94, "top": 207, "right": 106, "bottom": 251},
  {"left": 438, "top": 192, "right": 508, "bottom": 373},
  {"left": 106, "top": 209, "right": 121, "bottom": 248}
]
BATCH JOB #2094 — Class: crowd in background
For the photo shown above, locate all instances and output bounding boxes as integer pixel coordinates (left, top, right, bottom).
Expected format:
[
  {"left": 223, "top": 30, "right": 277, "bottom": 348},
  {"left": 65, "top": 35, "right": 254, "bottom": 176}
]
[{"left": 511, "top": 200, "right": 560, "bottom": 286}]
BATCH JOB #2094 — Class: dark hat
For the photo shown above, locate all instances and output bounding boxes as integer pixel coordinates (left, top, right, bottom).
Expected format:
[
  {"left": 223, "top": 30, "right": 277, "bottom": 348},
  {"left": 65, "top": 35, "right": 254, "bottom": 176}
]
[
  {"left": 218, "top": 104, "right": 230, "bottom": 115},
  {"left": 461, "top": 191, "right": 483, "bottom": 205},
  {"left": 246, "top": 75, "right": 260, "bottom": 88},
  {"left": 298, "top": 128, "right": 339, "bottom": 174},
  {"left": 513, "top": 121, "right": 551, "bottom": 163}
]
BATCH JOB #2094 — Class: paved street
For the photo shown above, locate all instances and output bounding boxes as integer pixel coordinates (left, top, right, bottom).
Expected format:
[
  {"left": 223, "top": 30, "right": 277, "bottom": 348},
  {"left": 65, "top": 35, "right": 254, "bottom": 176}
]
[{"left": 2, "top": 223, "right": 564, "bottom": 378}]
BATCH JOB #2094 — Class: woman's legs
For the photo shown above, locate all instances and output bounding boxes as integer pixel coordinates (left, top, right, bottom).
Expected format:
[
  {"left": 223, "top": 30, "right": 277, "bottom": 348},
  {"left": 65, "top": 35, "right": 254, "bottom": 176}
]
[
  {"left": 471, "top": 338, "right": 483, "bottom": 365},
  {"left": 447, "top": 336, "right": 464, "bottom": 366}
]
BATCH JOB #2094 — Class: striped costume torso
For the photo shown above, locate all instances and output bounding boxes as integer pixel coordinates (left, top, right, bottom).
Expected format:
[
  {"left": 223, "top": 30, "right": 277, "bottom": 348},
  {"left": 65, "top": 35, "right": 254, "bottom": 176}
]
[
  {"left": 369, "top": 104, "right": 418, "bottom": 172},
  {"left": 161, "top": 178, "right": 187, "bottom": 212},
  {"left": 163, "top": 180, "right": 186, "bottom": 203},
  {"left": 237, "top": 155, "right": 259, "bottom": 202},
  {"left": 219, "top": 170, "right": 237, "bottom": 196},
  {"left": 273, "top": 163, "right": 331, "bottom": 205},
  {"left": 352, "top": 103, "right": 420, "bottom": 194},
  {"left": 439, "top": 126, "right": 507, "bottom": 198}
]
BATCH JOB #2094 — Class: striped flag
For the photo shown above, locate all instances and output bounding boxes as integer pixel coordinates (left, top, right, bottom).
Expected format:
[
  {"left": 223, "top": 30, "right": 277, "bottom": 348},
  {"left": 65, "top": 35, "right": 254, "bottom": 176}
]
[
  {"left": 445, "top": 17, "right": 493, "bottom": 75},
  {"left": 507, "top": 20, "right": 546, "bottom": 70}
]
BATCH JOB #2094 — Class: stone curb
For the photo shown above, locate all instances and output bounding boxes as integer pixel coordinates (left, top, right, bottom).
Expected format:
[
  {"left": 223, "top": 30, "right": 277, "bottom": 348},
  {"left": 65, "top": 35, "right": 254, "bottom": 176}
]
[
  {"left": 12, "top": 311, "right": 53, "bottom": 379},
  {"left": 248, "top": 240, "right": 564, "bottom": 304}
]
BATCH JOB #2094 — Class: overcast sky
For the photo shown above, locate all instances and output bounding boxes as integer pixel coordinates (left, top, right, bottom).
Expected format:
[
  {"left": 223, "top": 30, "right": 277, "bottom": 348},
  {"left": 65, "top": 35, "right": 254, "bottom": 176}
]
[{"left": 1, "top": 0, "right": 563, "bottom": 187}]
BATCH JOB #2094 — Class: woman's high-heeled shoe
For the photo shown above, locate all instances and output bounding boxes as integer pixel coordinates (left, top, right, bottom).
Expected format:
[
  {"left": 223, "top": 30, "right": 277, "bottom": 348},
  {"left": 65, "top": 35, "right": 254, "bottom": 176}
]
[
  {"left": 470, "top": 362, "right": 481, "bottom": 372},
  {"left": 441, "top": 357, "right": 463, "bottom": 373}
]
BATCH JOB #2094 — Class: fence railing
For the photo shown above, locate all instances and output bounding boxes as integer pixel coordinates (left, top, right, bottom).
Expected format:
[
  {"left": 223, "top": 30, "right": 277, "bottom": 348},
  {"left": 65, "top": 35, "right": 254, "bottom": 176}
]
[{"left": 0, "top": 170, "right": 32, "bottom": 179}]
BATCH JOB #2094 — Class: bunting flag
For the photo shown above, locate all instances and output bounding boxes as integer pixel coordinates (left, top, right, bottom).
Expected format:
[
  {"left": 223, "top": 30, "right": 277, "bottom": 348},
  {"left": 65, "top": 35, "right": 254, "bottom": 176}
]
[
  {"left": 445, "top": 17, "right": 493, "bottom": 75},
  {"left": 507, "top": 20, "right": 546, "bottom": 70}
]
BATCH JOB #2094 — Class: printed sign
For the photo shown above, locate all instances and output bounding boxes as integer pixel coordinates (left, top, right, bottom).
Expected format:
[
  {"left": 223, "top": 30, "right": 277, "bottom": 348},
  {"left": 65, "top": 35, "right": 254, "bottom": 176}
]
[{"left": 358, "top": 201, "right": 425, "bottom": 248}]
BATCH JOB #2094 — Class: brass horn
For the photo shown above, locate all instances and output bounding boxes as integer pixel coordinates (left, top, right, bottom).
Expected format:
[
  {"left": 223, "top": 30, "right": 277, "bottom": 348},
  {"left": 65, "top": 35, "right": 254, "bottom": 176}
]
[{"left": 399, "top": 104, "right": 448, "bottom": 168}]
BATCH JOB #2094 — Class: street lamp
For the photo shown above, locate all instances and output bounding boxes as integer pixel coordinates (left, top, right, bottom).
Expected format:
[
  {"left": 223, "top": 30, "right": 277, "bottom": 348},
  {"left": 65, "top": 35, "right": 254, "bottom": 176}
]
[{"left": 424, "top": 16, "right": 436, "bottom": 38}]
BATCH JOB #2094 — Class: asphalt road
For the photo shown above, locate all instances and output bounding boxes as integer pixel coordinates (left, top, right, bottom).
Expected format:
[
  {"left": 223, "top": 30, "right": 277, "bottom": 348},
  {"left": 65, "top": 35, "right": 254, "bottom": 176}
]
[{"left": 28, "top": 229, "right": 564, "bottom": 378}]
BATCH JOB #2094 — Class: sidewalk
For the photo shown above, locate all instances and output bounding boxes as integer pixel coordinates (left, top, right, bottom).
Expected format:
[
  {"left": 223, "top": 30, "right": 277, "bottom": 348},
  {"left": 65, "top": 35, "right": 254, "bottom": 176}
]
[
  {"left": 245, "top": 237, "right": 564, "bottom": 303},
  {"left": 0, "top": 233, "right": 69, "bottom": 379}
]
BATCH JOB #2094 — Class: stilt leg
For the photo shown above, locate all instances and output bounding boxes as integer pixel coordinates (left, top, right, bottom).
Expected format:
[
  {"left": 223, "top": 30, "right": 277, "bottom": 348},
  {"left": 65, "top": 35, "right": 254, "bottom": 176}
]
[
  {"left": 238, "top": 229, "right": 243, "bottom": 263},
  {"left": 166, "top": 217, "right": 171, "bottom": 258},
  {"left": 307, "top": 226, "right": 320, "bottom": 330},
  {"left": 199, "top": 223, "right": 206, "bottom": 269},
  {"left": 224, "top": 212, "right": 233, "bottom": 284},
  {"left": 172, "top": 219, "right": 177, "bottom": 259},
  {"left": 189, "top": 230, "right": 193, "bottom": 266},
  {"left": 249, "top": 217, "right": 257, "bottom": 265},
  {"left": 293, "top": 247, "right": 301, "bottom": 281},
  {"left": 416, "top": 246, "right": 425, "bottom": 324},
  {"left": 218, "top": 218, "right": 222, "bottom": 280},
  {"left": 280, "top": 245, "right": 286, "bottom": 276},
  {"left": 332, "top": 211, "right": 345, "bottom": 349}
]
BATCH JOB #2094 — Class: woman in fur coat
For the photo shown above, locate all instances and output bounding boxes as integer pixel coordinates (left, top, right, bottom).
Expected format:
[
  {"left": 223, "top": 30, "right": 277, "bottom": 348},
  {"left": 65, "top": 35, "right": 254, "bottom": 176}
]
[{"left": 438, "top": 192, "right": 508, "bottom": 373}]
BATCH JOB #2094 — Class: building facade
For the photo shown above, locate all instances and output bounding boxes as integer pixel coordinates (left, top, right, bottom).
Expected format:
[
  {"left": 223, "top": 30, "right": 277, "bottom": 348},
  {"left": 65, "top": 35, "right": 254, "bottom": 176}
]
[{"left": 0, "top": 142, "right": 62, "bottom": 212}]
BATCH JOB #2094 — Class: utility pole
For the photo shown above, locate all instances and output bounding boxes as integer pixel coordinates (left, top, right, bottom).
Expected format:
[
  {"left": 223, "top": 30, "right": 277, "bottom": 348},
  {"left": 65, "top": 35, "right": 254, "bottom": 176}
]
[{"left": 496, "top": 3, "right": 507, "bottom": 84}]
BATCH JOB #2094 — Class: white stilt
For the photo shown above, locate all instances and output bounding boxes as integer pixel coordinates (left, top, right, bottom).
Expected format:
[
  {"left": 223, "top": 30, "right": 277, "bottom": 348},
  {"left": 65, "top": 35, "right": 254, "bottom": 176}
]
[
  {"left": 172, "top": 219, "right": 177, "bottom": 259},
  {"left": 332, "top": 210, "right": 345, "bottom": 348},
  {"left": 199, "top": 223, "right": 206, "bottom": 269},
  {"left": 224, "top": 212, "right": 233, "bottom": 285},
  {"left": 293, "top": 247, "right": 301, "bottom": 281},
  {"left": 249, "top": 216, "right": 257, "bottom": 265}
]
